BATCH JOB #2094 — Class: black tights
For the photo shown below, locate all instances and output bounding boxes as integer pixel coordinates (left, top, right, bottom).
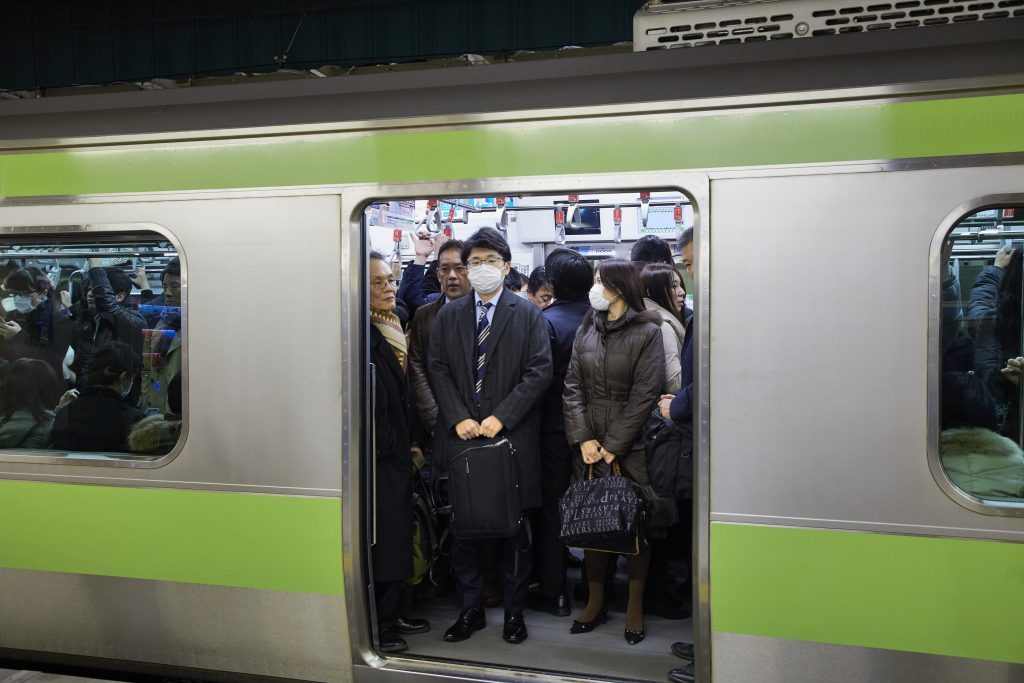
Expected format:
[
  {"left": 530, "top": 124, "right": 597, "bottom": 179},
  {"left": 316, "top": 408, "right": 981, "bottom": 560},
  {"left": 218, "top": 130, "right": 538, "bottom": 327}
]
[{"left": 578, "top": 547, "right": 651, "bottom": 631}]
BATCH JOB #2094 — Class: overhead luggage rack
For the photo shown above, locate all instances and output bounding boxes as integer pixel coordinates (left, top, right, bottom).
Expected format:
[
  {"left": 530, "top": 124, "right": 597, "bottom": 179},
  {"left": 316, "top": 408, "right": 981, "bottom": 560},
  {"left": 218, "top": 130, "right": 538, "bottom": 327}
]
[{"left": 633, "top": 0, "right": 1024, "bottom": 50}]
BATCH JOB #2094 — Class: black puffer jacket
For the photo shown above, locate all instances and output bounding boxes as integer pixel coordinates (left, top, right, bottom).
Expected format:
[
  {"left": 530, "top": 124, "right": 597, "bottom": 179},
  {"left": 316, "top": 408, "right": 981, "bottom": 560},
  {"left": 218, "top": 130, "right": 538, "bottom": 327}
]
[{"left": 563, "top": 307, "right": 665, "bottom": 483}]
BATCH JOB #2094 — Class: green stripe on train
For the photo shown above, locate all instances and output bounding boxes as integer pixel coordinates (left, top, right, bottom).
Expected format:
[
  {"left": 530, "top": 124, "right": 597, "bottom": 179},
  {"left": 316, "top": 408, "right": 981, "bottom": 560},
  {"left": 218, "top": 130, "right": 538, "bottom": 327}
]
[
  {"left": 711, "top": 523, "right": 1024, "bottom": 664},
  {"left": 2, "top": 93, "right": 1023, "bottom": 197},
  {"left": 0, "top": 480, "right": 343, "bottom": 595}
]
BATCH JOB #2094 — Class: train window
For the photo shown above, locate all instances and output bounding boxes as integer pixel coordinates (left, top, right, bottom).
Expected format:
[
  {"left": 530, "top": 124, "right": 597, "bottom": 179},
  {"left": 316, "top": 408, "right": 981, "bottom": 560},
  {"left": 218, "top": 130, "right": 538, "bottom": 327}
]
[
  {"left": 939, "top": 205, "right": 1024, "bottom": 508},
  {"left": 0, "top": 229, "right": 184, "bottom": 462}
]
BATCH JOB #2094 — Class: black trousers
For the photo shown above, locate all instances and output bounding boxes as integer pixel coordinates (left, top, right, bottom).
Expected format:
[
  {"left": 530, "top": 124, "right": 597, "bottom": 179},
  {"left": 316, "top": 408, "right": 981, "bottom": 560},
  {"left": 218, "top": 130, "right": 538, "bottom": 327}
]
[
  {"left": 536, "top": 430, "right": 573, "bottom": 598},
  {"left": 374, "top": 580, "right": 401, "bottom": 631},
  {"left": 453, "top": 521, "right": 532, "bottom": 616}
]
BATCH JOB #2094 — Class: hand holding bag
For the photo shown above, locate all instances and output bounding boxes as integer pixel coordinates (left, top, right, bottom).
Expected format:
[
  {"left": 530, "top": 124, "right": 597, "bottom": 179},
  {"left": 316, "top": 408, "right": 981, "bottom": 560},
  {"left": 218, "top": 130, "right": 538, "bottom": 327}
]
[{"left": 558, "top": 462, "right": 644, "bottom": 555}]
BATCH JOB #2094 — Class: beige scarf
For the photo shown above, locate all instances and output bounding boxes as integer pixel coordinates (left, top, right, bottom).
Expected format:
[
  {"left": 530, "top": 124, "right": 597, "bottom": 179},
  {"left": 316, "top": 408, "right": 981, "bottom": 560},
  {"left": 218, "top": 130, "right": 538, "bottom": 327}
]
[{"left": 370, "top": 308, "right": 407, "bottom": 371}]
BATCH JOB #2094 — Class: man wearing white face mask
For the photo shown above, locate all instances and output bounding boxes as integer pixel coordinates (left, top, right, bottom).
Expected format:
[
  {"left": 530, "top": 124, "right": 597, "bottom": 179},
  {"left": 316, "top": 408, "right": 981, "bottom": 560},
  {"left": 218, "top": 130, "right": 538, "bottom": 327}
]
[
  {"left": 0, "top": 267, "right": 72, "bottom": 380},
  {"left": 429, "top": 227, "right": 552, "bottom": 646}
]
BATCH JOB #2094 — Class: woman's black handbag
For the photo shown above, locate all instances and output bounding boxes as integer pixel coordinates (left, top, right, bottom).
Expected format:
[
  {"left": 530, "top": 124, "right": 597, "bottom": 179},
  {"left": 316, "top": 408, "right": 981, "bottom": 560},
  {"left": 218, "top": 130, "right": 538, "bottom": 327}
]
[{"left": 558, "top": 462, "right": 644, "bottom": 555}]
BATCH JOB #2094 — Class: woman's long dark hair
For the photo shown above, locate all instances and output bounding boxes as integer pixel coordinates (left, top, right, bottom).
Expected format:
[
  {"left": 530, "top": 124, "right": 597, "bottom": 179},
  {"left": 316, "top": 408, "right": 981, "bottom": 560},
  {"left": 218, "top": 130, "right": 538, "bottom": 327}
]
[
  {"left": 85, "top": 341, "right": 138, "bottom": 390},
  {"left": 996, "top": 248, "right": 1023, "bottom": 355},
  {"left": 598, "top": 259, "right": 646, "bottom": 312},
  {"left": 641, "top": 263, "right": 681, "bottom": 319},
  {"left": 0, "top": 358, "right": 63, "bottom": 425}
]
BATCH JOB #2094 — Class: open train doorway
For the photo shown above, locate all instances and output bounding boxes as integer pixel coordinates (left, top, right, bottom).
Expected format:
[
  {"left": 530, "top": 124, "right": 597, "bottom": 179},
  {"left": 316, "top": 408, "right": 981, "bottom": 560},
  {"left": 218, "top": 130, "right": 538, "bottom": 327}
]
[{"left": 355, "top": 182, "right": 705, "bottom": 683}]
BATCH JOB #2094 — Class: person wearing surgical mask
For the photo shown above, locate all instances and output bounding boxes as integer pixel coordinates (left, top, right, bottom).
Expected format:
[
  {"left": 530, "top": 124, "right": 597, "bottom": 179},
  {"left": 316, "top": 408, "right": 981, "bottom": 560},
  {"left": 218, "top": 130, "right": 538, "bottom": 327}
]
[
  {"left": 50, "top": 341, "right": 145, "bottom": 453},
  {"left": 562, "top": 258, "right": 665, "bottom": 646},
  {"left": 0, "top": 267, "right": 72, "bottom": 380},
  {"left": 428, "top": 227, "right": 552, "bottom": 646}
]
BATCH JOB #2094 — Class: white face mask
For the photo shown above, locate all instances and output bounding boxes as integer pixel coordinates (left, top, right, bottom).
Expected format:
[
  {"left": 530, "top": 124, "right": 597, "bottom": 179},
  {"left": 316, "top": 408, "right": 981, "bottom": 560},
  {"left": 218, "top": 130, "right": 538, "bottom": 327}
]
[
  {"left": 589, "top": 283, "right": 616, "bottom": 311},
  {"left": 468, "top": 264, "right": 504, "bottom": 295},
  {"left": 12, "top": 294, "right": 37, "bottom": 314}
]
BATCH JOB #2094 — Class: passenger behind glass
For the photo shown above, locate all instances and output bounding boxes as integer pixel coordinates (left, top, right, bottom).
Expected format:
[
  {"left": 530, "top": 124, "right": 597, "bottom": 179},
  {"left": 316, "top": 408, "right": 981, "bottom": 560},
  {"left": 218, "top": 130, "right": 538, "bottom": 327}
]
[
  {"left": 0, "top": 358, "right": 73, "bottom": 449},
  {"left": 968, "top": 247, "right": 1024, "bottom": 438},
  {"left": 141, "top": 259, "right": 182, "bottom": 413},
  {"left": 530, "top": 248, "right": 594, "bottom": 618},
  {"left": 408, "top": 239, "right": 467, "bottom": 437},
  {"left": 128, "top": 373, "right": 182, "bottom": 456},
  {"left": 526, "top": 266, "right": 553, "bottom": 309},
  {"left": 397, "top": 232, "right": 446, "bottom": 320},
  {"left": 563, "top": 258, "right": 665, "bottom": 643},
  {"left": 940, "top": 239, "right": 973, "bottom": 374},
  {"left": 368, "top": 251, "right": 431, "bottom": 653},
  {"left": 941, "top": 372, "right": 1024, "bottom": 501},
  {"left": 641, "top": 263, "right": 687, "bottom": 394},
  {"left": 71, "top": 264, "right": 145, "bottom": 393},
  {"left": 0, "top": 267, "right": 73, "bottom": 381},
  {"left": 50, "top": 341, "right": 145, "bottom": 452},
  {"left": 630, "top": 235, "right": 674, "bottom": 267}
]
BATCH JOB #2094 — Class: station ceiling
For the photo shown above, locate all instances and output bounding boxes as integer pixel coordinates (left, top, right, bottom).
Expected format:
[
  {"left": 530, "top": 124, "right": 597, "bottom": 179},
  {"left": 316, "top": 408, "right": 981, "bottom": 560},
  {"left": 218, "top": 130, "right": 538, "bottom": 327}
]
[{"left": 0, "top": 0, "right": 645, "bottom": 93}]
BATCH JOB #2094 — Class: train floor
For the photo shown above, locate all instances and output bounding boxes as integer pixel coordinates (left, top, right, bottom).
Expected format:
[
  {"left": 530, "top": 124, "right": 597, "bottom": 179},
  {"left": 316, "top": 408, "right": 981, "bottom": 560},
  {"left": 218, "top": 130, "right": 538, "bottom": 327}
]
[{"left": 401, "top": 554, "right": 693, "bottom": 682}]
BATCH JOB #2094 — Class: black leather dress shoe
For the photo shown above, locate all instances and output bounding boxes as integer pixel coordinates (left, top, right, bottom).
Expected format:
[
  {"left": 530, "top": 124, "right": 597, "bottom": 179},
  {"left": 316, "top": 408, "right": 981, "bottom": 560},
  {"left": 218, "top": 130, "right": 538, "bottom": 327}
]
[
  {"left": 395, "top": 616, "right": 430, "bottom": 635},
  {"left": 502, "top": 613, "right": 528, "bottom": 644},
  {"left": 379, "top": 629, "right": 408, "bottom": 653},
  {"left": 671, "top": 641, "right": 694, "bottom": 660},
  {"left": 527, "top": 593, "right": 571, "bottom": 617},
  {"left": 667, "top": 663, "right": 695, "bottom": 683},
  {"left": 443, "top": 607, "right": 486, "bottom": 642}
]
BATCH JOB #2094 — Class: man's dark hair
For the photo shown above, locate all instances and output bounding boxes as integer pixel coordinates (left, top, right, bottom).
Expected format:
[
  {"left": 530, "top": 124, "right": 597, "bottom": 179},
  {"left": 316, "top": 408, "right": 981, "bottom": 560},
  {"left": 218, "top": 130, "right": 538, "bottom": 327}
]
[
  {"left": 161, "top": 257, "right": 181, "bottom": 284},
  {"left": 504, "top": 267, "right": 526, "bottom": 291},
  {"left": 105, "top": 268, "right": 134, "bottom": 298},
  {"left": 85, "top": 341, "right": 139, "bottom": 389},
  {"left": 461, "top": 227, "right": 511, "bottom": 264},
  {"left": 369, "top": 250, "right": 387, "bottom": 263},
  {"left": 527, "top": 266, "right": 550, "bottom": 295},
  {"left": 436, "top": 239, "right": 465, "bottom": 261},
  {"left": 3, "top": 267, "right": 46, "bottom": 295},
  {"left": 598, "top": 258, "right": 646, "bottom": 313},
  {"left": 545, "top": 248, "right": 593, "bottom": 301},
  {"left": 630, "top": 235, "right": 673, "bottom": 266},
  {"left": 678, "top": 227, "right": 694, "bottom": 251}
]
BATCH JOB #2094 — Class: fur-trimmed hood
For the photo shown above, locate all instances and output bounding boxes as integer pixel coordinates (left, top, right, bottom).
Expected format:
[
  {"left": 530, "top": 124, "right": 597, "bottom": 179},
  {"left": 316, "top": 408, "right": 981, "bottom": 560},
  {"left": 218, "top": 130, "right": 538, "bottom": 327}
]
[
  {"left": 940, "top": 427, "right": 1024, "bottom": 500},
  {"left": 127, "top": 414, "right": 182, "bottom": 455}
]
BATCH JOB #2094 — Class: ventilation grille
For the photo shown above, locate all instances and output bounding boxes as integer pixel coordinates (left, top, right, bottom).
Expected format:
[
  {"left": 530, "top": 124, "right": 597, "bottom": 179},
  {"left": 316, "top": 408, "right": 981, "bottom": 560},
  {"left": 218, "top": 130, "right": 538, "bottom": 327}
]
[{"left": 634, "top": 0, "right": 1023, "bottom": 50}]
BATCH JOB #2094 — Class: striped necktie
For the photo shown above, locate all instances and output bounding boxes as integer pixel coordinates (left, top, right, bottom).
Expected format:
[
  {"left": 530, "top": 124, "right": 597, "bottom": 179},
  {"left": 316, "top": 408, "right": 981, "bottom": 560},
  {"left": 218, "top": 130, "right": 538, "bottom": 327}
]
[{"left": 475, "top": 300, "right": 492, "bottom": 400}]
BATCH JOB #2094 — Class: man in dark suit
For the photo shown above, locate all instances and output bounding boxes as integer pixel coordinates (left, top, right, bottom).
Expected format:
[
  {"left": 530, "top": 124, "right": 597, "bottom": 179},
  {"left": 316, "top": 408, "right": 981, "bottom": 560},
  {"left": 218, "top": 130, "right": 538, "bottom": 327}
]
[
  {"left": 428, "top": 228, "right": 552, "bottom": 645},
  {"left": 408, "top": 239, "right": 468, "bottom": 436}
]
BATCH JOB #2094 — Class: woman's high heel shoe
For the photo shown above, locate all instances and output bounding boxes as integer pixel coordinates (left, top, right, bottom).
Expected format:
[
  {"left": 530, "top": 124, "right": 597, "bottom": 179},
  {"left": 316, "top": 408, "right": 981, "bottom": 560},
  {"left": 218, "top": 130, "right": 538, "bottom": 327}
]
[
  {"left": 624, "top": 627, "right": 646, "bottom": 645},
  {"left": 569, "top": 608, "right": 609, "bottom": 634}
]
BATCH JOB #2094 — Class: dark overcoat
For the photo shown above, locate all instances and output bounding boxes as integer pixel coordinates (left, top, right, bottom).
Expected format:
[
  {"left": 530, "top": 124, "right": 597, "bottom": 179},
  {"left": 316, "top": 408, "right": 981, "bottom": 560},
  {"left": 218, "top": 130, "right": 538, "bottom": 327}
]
[
  {"left": 428, "top": 288, "right": 552, "bottom": 510},
  {"left": 407, "top": 295, "right": 445, "bottom": 435},
  {"left": 369, "top": 326, "right": 414, "bottom": 583}
]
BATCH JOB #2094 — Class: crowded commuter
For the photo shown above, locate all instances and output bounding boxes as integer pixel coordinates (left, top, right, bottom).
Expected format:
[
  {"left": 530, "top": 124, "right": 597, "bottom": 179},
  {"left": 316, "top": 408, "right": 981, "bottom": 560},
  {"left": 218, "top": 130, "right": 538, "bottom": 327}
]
[
  {"left": 429, "top": 227, "right": 552, "bottom": 645},
  {"left": 941, "top": 372, "right": 1024, "bottom": 500},
  {"left": 368, "top": 251, "right": 431, "bottom": 653},
  {"left": 641, "top": 263, "right": 687, "bottom": 393},
  {"left": 71, "top": 264, "right": 145, "bottom": 390},
  {"left": 397, "top": 232, "right": 446, "bottom": 318},
  {"left": 0, "top": 267, "right": 72, "bottom": 380},
  {"left": 630, "top": 234, "right": 674, "bottom": 267},
  {"left": 504, "top": 266, "right": 527, "bottom": 295},
  {"left": 141, "top": 259, "right": 182, "bottom": 413},
  {"left": 563, "top": 258, "right": 665, "bottom": 644},
  {"left": 530, "top": 248, "right": 594, "bottom": 618},
  {"left": 0, "top": 358, "right": 71, "bottom": 449},
  {"left": 50, "top": 341, "right": 145, "bottom": 452},
  {"left": 127, "top": 374, "right": 183, "bottom": 456},
  {"left": 526, "top": 266, "right": 554, "bottom": 309},
  {"left": 407, "top": 239, "right": 468, "bottom": 436}
]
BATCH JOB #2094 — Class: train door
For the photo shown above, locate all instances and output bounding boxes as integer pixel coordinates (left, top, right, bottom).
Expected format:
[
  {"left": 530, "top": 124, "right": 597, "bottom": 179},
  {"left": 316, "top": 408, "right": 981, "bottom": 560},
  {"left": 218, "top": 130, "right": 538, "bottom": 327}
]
[{"left": 343, "top": 175, "right": 710, "bottom": 682}]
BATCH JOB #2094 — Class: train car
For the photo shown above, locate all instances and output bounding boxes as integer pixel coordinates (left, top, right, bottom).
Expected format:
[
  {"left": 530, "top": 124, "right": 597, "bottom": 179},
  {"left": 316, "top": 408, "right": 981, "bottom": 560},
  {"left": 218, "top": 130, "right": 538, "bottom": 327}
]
[{"left": 1, "top": 1, "right": 1023, "bottom": 682}]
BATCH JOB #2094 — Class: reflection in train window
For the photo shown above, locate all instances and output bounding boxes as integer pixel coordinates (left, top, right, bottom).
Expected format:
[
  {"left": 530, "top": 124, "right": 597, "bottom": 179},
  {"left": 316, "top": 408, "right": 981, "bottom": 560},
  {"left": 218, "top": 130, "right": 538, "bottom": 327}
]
[
  {"left": 0, "top": 230, "right": 184, "bottom": 461},
  {"left": 940, "top": 206, "right": 1024, "bottom": 505}
]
